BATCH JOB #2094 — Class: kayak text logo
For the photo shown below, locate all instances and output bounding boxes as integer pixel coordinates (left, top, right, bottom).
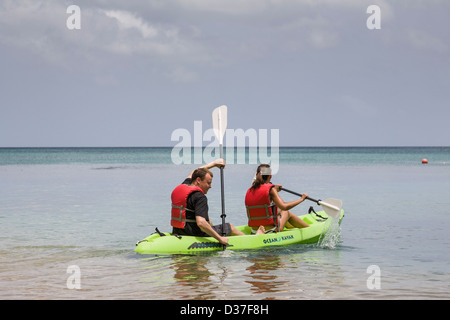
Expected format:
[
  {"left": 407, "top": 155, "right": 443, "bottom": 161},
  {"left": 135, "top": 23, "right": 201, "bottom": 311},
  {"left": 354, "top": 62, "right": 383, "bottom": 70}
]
[
  {"left": 171, "top": 121, "right": 279, "bottom": 174},
  {"left": 262, "top": 234, "right": 294, "bottom": 244}
]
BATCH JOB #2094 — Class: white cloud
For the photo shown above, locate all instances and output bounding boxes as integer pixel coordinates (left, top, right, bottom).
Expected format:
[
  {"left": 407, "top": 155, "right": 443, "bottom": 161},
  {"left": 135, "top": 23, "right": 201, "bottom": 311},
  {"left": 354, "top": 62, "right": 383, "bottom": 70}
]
[
  {"left": 104, "top": 10, "right": 158, "bottom": 39},
  {"left": 175, "top": 0, "right": 269, "bottom": 15},
  {"left": 0, "top": 0, "right": 442, "bottom": 83},
  {"left": 407, "top": 29, "right": 448, "bottom": 54},
  {"left": 0, "top": 0, "right": 391, "bottom": 62},
  {"left": 0, "top": 1, "right": 66, "bottom": 61},
  {"left": 164, "top": 66, "right": 199, "bottom": 83},
  {"left": 0, "top": 1, "right": 212, "bottom": 71},
  {"left": 308, "top": 30, "right": 339, "bottom": 48}
]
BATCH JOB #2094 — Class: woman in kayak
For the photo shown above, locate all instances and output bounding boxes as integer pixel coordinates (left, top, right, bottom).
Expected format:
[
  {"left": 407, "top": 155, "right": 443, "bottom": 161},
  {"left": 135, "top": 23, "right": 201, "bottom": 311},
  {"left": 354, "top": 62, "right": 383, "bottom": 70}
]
[{"left": 245, "top": 164, "right": 310, "bottom": 235}]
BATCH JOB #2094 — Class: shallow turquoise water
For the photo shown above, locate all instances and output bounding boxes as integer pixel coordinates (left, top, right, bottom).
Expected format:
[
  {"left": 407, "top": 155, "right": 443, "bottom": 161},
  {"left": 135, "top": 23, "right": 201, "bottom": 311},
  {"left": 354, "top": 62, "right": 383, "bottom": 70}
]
[{"left": 1, "top": 147, "right": 449, "bottom": 299}]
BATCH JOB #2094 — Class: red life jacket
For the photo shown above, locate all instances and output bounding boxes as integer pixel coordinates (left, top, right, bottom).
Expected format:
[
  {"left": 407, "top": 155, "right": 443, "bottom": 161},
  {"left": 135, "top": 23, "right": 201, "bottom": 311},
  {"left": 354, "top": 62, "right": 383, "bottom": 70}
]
[
  {"left": 245, "top": 183, "right": 278, "bottom": 227},
  {"left": 171, "top": 184, "right": 204, "bottom": 229}
]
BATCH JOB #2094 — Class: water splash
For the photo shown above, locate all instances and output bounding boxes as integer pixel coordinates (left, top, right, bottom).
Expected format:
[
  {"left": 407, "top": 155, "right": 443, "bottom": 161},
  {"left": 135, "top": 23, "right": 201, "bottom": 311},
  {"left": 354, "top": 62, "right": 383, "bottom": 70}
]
[{"left": 318, "top": 217, "right": 342, "bottom": 249}]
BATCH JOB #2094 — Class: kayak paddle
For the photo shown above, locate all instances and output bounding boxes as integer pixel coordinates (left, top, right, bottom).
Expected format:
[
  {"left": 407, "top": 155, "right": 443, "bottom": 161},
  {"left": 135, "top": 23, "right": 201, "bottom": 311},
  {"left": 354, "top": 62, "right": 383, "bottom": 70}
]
[
  {"left": 279, "top": 187, "right": 342, "bottom": 219},
  {"left": 212, "top": 105, "right": 227, "bottom": 249}
]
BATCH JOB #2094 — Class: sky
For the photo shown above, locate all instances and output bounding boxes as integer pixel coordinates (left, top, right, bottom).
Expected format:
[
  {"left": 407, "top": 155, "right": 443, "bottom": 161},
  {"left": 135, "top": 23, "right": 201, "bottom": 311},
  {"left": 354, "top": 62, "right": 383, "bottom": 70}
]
[{"left": 0, "top": 0, "right": 449, "bottom": 147}]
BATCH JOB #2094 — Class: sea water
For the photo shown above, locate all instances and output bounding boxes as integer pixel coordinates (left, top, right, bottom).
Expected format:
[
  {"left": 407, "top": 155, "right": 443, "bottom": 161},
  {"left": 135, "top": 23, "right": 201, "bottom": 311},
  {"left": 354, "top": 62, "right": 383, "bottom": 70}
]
[
  {"left": 1, "top": 147, "right": 450, "bottom": 299},
  {"left": 318, "top": 217, "right": 342, "bottom": 250}
]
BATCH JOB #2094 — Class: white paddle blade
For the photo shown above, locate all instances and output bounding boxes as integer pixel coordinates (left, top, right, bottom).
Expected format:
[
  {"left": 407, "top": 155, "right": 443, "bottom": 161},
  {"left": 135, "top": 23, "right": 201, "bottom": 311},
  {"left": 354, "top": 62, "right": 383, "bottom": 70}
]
[
  {"left": 212, "top": 105, "right": 228, "bottom": 144},
  {"left": 318, "top": 198, "right": 343, "bottom": 219}
]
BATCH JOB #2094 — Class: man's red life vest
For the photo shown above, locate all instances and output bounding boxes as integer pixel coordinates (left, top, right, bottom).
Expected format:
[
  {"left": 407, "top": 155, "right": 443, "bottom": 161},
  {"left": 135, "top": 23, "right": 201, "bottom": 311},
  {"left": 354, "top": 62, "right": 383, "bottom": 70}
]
[
  {"left": 171, "top": 184, "right": 204, "bottom": 229},
  {"left": 245, "top": 183, "right": 278, "bottom": 227}
]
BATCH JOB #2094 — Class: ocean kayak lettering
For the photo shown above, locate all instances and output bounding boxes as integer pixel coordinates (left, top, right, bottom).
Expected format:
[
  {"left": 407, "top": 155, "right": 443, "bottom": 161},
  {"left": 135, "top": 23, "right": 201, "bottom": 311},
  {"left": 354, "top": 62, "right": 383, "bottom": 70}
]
[
  {"left": 262, "top": 235, "right": 294, "bottom": 244},
  {"left": 188, "top": 242, "right": 229, "bottom": 250}
]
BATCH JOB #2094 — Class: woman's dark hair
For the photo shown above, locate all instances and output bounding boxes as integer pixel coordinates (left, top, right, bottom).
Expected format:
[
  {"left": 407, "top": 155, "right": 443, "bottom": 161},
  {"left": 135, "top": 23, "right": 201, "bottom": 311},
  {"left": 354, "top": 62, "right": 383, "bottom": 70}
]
[{"left": 250, "top": 164, "right": 271, "bottom": 190}]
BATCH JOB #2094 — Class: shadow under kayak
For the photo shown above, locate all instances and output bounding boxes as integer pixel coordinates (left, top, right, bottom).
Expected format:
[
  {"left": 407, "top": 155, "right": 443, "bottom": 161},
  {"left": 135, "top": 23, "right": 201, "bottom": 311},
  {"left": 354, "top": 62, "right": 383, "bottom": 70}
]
[{"left": 135, "top": 209, "right": 344, "bottom": 255}]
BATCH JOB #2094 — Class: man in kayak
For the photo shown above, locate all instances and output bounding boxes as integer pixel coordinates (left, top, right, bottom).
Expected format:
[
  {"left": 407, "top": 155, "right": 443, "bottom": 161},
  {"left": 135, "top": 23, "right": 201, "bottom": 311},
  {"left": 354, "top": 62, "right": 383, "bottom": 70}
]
[
  {"left": 171, "top": 158, "right": 244, "bottom": 246},
  {"left": 245, "top": 164, "right": 310, "bottom": 235}
]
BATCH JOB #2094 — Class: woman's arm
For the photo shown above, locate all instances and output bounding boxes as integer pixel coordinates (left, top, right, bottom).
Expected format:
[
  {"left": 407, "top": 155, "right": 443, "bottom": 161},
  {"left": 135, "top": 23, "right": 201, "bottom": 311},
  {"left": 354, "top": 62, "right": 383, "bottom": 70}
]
[{"left": 269, "top": 186, "right": 307, "bottom": 211}]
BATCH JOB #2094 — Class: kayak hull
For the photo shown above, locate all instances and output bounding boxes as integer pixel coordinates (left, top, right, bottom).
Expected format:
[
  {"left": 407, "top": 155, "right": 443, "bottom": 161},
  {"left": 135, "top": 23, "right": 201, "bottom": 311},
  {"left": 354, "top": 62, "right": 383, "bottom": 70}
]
[{"left": 135, "top": 209, "right": 344, "bottom": 255}]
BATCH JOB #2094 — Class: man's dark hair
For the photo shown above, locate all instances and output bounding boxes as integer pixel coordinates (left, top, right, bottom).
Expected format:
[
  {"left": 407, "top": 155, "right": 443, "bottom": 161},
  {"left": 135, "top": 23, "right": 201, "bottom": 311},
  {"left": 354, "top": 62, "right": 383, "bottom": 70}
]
[{"left": 192, "top": 167, "right": 213, "bottom": 182}]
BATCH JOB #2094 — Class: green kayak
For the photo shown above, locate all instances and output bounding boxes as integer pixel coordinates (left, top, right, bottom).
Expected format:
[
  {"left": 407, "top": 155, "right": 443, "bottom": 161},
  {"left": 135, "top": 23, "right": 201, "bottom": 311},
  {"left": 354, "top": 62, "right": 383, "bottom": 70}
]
[{"left": 135, "top": 209, "right": 344, "bottom": 255}]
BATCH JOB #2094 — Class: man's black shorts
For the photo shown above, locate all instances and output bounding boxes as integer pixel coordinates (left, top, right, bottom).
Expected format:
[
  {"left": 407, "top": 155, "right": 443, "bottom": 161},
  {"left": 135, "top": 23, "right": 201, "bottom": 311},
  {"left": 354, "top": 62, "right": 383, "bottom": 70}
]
[
  {"left": 173, "top": 222, "right": 232, "bottom": 237},
  {"left": 211, "top": 222, "right": 232, "bottom": 236}
]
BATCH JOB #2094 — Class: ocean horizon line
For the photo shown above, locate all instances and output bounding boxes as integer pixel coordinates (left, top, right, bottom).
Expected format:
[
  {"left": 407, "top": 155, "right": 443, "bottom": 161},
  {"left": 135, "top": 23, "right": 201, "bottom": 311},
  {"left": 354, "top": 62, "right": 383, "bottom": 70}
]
[{"left": 1, "top": 145, "right": 449, "bottom": 149}]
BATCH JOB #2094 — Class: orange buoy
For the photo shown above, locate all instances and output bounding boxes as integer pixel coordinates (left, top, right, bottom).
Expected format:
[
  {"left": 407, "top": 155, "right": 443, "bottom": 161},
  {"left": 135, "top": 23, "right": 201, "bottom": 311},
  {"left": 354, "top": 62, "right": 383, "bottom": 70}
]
[{"left": 422, "top": 158, "right": 428, "bottom": 164}]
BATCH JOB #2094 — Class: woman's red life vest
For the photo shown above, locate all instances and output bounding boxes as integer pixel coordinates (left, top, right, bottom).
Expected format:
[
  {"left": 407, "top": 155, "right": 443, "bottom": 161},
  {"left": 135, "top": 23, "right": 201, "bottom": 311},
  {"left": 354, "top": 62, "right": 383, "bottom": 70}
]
[
  {"left": 171, "top": 184, "right": 204, "bottom": 229},
  {"left": 245, "top": 183, "right": 278, "bottom": 227}
]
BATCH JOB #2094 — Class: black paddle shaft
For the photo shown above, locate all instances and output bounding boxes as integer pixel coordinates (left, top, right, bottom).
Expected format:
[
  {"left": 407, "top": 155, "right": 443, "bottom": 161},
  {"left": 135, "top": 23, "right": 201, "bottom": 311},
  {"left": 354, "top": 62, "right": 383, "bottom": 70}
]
[
  {"left": 219, "top": 167, "right": 226, "bottom": 236},
  {"left": 279, "top": 187, "right": 321, "bottom": 204}
]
